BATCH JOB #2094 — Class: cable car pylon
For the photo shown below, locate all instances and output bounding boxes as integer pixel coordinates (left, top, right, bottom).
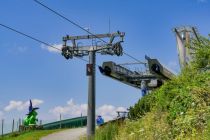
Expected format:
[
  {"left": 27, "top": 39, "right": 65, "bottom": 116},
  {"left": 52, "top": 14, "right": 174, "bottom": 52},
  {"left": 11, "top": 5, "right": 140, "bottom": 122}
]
[{"left": 61, "top": 31, "right": 125, "bottom": 138}]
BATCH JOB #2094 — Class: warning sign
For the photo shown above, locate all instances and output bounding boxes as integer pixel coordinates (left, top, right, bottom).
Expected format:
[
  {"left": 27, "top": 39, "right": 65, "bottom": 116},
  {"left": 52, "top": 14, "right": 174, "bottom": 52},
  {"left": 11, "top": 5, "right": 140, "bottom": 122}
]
[{"left": 86, "top": 64, "right": 93, "bottom": 76}]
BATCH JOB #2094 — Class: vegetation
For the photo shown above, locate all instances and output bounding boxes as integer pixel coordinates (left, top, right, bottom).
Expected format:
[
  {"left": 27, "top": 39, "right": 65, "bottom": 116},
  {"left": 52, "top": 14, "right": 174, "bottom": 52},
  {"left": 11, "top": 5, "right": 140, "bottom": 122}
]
[
  {"left": 0, "top": 129, "right": 61, "bottom": 140},
  {"left": 80, "top": 124, "right": 120, "bottom": 140},
  {"left": 95, "top": 36, "right": 210, "bottom": 140},
  {"left": 94, "top": 124, "right": 119, "bottom": 140}
]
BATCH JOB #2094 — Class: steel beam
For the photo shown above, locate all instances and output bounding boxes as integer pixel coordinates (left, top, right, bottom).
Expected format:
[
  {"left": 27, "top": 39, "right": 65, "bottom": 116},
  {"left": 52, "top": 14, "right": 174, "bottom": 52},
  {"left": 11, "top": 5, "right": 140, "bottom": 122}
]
[
  {"left": 87, "top": 51, "right": 96, "bottom": 138},
  {"left": 63, "top": 32, "right": 125, "bottom": 41}
]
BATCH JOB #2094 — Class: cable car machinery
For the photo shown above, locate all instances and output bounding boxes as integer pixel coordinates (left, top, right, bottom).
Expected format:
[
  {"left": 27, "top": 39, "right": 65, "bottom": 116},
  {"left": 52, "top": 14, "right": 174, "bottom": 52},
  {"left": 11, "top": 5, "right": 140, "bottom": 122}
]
[
  {"left": 99, "top": 55, "right": 175, "bottom": 91},
  {"left": 99, "top": 26, "right": 201, "bottom": 91}
]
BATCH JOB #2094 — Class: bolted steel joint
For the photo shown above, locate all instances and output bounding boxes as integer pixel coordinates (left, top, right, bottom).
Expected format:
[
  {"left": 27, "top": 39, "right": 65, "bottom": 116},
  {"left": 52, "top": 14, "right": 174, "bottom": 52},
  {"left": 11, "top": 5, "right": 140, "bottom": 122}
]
[
  {"left": 61, "top": 46, "right": 73, "bottom": 59},
  {"left": 112, "top": 41, "right": 123, "bottom": 56}
]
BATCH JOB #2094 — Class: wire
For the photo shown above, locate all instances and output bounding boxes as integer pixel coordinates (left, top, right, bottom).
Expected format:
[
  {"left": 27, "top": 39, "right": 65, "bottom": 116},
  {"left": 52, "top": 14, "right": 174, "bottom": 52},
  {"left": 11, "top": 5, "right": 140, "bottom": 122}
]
[
  {"left": 122, "top": 51, "right": 146, "bottom": 64},
  {"left": 33, "top": 0, "right": 145, "bottom": 64},
  {"left": 75, "top": 56, "right": 101, "bottom": 67},
  {"left": 0, "top": 23, "right": 61, "bottom": 51},
  {"left": 76, "top": 57, "right": 89, "bottom": 63},
  {"left": 118, "top": 62, "right": 146, "bottom": 66},
  {"left": 0, "top": 23, "right": 90, "bottom": 64},
  {"left": 33, "top": 0, "right": 107, "bottom": 44},
  {"left": 0, "top": 23, "right": 91, "bottom": 64}
]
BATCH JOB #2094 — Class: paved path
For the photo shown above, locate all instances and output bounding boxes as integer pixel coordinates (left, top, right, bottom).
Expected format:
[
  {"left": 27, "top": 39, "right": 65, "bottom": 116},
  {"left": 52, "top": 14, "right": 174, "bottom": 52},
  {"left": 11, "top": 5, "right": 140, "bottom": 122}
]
[{"left": 40, "top": 127, "right": 86, "bottom": 140}]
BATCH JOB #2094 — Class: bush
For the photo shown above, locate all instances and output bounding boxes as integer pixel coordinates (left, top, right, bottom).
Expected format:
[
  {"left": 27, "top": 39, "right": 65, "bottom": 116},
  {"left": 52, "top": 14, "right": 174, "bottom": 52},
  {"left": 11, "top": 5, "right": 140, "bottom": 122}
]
[
  {"left": 94, "top": 123, "right": 119, "bottom": 140},
  {"left": 97, "top": 36, "right": 210, "bottom": 140}
]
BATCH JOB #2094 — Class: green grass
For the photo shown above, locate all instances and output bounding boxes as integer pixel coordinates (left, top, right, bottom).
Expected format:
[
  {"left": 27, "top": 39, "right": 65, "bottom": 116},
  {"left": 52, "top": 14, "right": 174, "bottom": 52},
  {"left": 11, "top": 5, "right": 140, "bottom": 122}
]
[
  {"left": 92, "top": 36, "right": 210, "bottom": 139},
  {"left": 80, "top": 124, "right": 120, "bottom": 140},
  {"left": 94, "top": 123, "right": 119, "bottom": 140},
  {"left": 0, "top": 129, "right": 61, "bottom": 140}
]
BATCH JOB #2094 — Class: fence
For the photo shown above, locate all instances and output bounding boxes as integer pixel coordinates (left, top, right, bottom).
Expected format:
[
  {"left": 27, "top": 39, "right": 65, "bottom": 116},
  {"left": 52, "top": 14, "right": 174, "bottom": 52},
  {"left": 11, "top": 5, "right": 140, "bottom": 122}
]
[
  {"left": 0, "top": 116, "right": 87, "bottom": 137},
  {"left": 1, "top": 118, "right": 23, "bottom": 137},
  {"left": 42, "top": 116, "right": 87, "bottom": 130}
]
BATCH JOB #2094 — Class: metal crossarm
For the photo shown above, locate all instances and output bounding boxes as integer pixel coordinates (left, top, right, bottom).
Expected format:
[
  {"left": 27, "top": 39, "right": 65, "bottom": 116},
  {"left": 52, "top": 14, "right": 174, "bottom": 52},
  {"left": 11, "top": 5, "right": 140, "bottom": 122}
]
[
  {"left": 61, "top": 32, "right": 125, "bottom": 60},
  {"left": 62, "top": 32, "right": 125, "bottom": 41}
]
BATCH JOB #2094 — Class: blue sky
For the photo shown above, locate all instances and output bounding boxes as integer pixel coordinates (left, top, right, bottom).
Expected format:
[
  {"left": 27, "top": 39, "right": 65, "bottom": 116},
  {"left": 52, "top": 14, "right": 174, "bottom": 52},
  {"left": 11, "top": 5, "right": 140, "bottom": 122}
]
[{"left": 0, "top": 0, "right": 210, "bottom": 133}]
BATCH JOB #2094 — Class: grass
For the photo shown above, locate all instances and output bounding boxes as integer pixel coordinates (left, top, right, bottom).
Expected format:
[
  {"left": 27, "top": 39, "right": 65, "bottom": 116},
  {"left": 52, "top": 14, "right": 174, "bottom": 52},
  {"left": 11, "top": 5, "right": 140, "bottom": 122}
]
[
  {"left": 94, "top": 123, "right": 119, "bottom": 140},
  {"left": 0, "top": 129, "right": 62, "bottom": 140},
  {"left": 80, "top": 124, "right": 120, "bottom": 140},
  {"left": 113, "top": 69, "right": 209, "bottom": 140},
  {"left": 92, "top": 37, "right": 210, "bottom": 139}
]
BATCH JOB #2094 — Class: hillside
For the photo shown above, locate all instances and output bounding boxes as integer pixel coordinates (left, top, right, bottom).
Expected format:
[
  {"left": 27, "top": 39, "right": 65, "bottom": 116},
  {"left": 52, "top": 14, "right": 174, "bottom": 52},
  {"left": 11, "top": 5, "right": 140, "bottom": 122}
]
[
  {"left": 95, "top": 36, "right": 210, "bottom": 140},
  {"left": 0, "top": 129, "right": 60, "bottom": 140}
]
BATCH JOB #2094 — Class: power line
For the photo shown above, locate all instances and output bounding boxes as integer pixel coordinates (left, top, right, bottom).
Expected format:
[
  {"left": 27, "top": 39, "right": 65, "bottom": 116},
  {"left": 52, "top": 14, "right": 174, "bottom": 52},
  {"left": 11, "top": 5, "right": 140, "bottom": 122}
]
[
  {"left": 76, "top": 57, "right": 89, "bottom": 63},
  {"left": 0, "top": 23, "right": 60, "bottom": 51},
  {"left": 0, "top": 23, "right": 91, "bottom": 64},
  {"left": 123, "top": 51, "right": 146, "bottom": 64},
  {"left": 33, "top": 0, "right": 145, "bottom": 64},
  {"left": 33, "top": 0, "right": 107, "bottom": 44}
]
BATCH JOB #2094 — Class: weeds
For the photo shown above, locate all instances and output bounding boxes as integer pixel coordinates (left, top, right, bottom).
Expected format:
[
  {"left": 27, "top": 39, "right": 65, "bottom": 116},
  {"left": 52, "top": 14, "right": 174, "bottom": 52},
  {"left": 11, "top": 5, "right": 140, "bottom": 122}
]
[{"left": 95, "top": 36, "right": 210, "bottom": 140}]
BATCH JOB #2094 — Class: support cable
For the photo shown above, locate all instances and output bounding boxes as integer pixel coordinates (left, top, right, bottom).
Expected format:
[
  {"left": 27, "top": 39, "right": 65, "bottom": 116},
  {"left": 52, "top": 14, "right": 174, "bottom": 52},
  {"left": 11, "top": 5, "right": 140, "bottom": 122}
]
[
  {"left": 0, "top": 23, "right": 90, "bottom": 64},
  {"left": 33, "top": 0, "right": 145, "bottom": 64},
  {"left": 0, "top": 23, "right": 60, "bottom": 51},
  {"left": 33, "top": 0, "right": 107, "bottom": 44}
]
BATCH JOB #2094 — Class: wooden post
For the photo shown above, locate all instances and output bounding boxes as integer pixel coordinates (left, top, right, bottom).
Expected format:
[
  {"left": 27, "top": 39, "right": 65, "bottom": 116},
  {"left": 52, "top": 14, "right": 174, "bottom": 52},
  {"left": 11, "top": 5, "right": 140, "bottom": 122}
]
[
  {"left": 60, "top": 114, "right": 62, "bottom": 129},
  {"left": 16, "top": 121, "right": 18, "bottom": 131},
  {"left": 81, "top": 113, "right": 83, "bottom": 127},
  {"left": 18, "top": 118, "right": 21, "bottom": 132},
  {"left": 12, "top": 119, "right": 14, "bottom": 133},
  {"left": 1, "top": 119, "right": 4, "bottom": 138}
]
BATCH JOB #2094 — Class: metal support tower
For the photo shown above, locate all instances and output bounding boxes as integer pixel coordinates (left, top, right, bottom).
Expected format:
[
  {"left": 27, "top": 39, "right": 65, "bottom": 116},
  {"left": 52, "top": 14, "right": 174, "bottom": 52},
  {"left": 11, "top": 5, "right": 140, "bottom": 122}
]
[
  {"left": 87, "top": 51, "right": 96, "bottom": 136},
  {"left": 61, "top": 32, "right": 125, "bottom": 138},
  {"left": 173, "top": 26, "right": 199, "bottom": 69}
]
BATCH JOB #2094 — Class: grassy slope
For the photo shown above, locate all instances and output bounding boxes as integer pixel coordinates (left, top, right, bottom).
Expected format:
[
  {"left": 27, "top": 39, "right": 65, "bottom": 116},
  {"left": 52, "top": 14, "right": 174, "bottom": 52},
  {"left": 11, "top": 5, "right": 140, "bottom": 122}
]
[
  {"left": 0, "top": 129, "right": 61, "bottom": 140},
  {"left": 117, "top": 70, "right": 210, "bottom": 140},
  {"left": 95, "top": 37, "right": 210, "bottom": 140}
]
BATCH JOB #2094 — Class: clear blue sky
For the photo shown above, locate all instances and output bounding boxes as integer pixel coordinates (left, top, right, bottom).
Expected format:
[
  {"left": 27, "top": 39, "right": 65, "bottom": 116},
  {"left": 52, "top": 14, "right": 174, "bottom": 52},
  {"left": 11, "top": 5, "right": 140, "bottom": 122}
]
[{"left": 0, "top": 0, "right": 209, "bottom": 132}]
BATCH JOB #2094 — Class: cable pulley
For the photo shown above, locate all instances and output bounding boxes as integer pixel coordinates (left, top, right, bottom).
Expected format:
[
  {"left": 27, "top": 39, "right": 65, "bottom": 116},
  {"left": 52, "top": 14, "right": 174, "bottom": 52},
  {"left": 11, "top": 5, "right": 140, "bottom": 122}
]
[
  {"left": 112, "top": 41, "right": 123, "bottom": 56},
  {"left": 61, "top": 46, "right": 73, "bottom": 59}
]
